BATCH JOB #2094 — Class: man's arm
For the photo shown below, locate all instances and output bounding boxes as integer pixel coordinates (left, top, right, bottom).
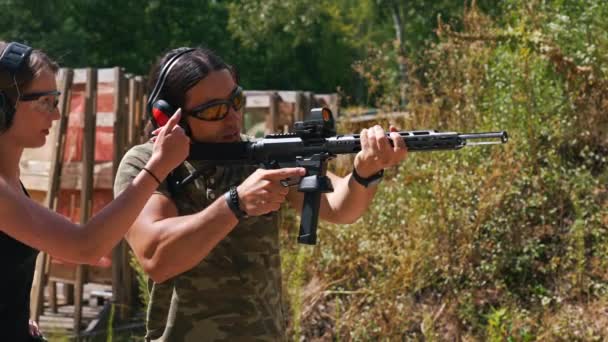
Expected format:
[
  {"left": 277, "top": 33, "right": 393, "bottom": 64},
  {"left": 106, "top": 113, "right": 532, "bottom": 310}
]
[
  {"left": 287, "top": 125, "right": 407, "bottom": 224},
  {"left": 125, "top": 193, "right": 238, "bottom": 283},
  {"left": 124, "top": 167, "right": 306, "bottom": 283}
]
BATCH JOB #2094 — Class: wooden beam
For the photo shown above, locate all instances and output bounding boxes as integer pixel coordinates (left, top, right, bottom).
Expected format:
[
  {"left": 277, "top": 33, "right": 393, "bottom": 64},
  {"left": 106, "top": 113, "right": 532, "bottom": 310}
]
[
  {"left": 74, "top": 68, "right": 97, "bottom": 335},
  {"left": 295, "top": 91, "right": 306, "bottom": 122},
  {"left": 128, "top": 76, "right": 139, "bottom": 147},
  {"left": 134, "top": 76, "right": 145, "bottom": 145},
  {"left": 30, "top": 68, "right": 74, "bottom": 322},
  {"left": 267, "top": 92, "right": 279, "bottom": 134},
  {"left": 111, "top": 67, "right": 127, "bottom": 323},
  {"left": 112, "top": 67, "right": 126, "bottom": 181}
]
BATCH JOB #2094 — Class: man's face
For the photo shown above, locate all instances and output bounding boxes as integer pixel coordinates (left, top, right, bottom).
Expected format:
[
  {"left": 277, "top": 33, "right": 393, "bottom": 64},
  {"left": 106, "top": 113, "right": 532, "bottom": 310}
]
[{"left": 183, "top": 69, "right": 242, "bottom": 143}]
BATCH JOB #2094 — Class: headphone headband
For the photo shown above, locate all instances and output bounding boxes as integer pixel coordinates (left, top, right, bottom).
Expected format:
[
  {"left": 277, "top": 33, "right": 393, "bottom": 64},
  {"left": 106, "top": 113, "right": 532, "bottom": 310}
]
[
  {"left": 0, "top": 42, "right": 33, "bottom": 75},
  {"left": 0, "top": 42, "right": 33, "bottom": 133},
  {"left": 147, "top": 48, "right": 196, "bottom": 116}
]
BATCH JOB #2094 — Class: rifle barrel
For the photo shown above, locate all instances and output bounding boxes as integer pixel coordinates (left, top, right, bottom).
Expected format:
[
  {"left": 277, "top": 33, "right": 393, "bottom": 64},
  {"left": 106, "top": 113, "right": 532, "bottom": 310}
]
[{"left": 458, "top": 131, "right": 509, "bottom": 144}]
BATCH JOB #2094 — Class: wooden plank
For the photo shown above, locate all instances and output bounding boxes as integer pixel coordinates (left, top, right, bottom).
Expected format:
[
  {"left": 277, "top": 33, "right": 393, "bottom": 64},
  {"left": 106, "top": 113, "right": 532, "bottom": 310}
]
[
  {"left": 30, "top": 68, "right": 74, "bottom": 322},
  {"left": 81, "top": 67, "right": 97, "bottom": 221},
  {"left": 267, "top": 92, "right": 279, "bottom": 134},
  {"left": 74, "top": 67, "right": 97, "bottom": 335},
  {"left": 305, "top": 91, "right": 316, "bottom": 119},
  {"left": 111, "top": 68, "right": 126, "bottom": 321},
  {"left": 49, "top": 281, "right": 57, "bottom": 313},
  {"left": 141, "top": 84, "right": 149, "bottom": 145},
  {"left": 276, "top": 91, "right": 297, "bottom": 103},
  {"left": 112, "top": 67, "right": 126, "bottom": 181},
  {"left": 112, "top": 68, "right": 131, "bottom": 322},
  {"left": 49, "top": 263, "right": 78, "bottom": 281},
  {"left": 128, "top": 76, "right": 137, "bottom": 147},
  {"left": 244, "top": 91, "right": 285, "bottom": 108},
  {"left": 134, "top": 76, "right": 145, "bottom": 144},
  {"left": 294, "top": 91, "right": 306, "bottom": 122},
  {"left": 39, "top": 287, "right": 108, "bottom": 334},
  {"left": 72, "top": 68, "right": 115, "bottom": 84}
]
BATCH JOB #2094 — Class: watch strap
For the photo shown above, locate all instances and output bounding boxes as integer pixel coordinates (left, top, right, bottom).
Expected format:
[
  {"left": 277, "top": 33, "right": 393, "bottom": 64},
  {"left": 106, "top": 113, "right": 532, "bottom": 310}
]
[
  {"left": 352, "top": 168, "right": 384, "bottom": 188},
  {"left": 225, "top": 186, "right": 248, "bottom": 219}
]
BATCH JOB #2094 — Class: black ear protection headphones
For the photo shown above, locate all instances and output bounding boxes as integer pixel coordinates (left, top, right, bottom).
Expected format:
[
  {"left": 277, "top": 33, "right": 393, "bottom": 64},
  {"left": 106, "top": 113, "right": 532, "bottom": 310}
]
[
  {"left": 0, "top": 42, "right": 33, "bottom": 132},
  {"left": 147, "top": 48, "right": 196, "bottom": 129}
]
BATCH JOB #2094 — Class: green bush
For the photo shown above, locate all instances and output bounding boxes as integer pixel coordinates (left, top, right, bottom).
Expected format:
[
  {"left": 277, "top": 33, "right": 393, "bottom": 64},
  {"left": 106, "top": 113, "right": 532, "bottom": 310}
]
[{"left": 282, "top": 1, "right": 608, "bottom": 340}]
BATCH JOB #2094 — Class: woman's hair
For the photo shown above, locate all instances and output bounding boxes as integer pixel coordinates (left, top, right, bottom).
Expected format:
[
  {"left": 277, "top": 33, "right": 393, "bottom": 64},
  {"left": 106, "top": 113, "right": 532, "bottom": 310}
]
[
  {"left": 144, "top": 47, "right": 237, "bottom": 135},
  {"left": 0, "top": 41, "right": 60, "bottom": 104}
]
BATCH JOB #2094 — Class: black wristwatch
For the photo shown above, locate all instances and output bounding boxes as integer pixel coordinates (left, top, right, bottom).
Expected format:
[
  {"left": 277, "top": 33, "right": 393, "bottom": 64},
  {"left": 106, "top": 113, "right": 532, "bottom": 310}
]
[
  {"left": 352, "top": 168, "right": 384, "bottom": 188},
  {"left": 225, "top": 186, "right": 248, "bottom": 219}
]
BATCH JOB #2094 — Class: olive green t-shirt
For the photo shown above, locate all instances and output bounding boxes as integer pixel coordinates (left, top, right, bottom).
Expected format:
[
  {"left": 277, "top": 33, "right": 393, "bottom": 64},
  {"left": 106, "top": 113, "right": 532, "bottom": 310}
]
[{"left": 114, "top": 141, "right": 286, "bottom": 342}]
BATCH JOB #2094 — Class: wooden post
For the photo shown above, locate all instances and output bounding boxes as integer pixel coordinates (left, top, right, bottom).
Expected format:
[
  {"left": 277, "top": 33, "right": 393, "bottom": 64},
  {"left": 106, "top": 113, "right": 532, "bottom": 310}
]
[
  {"left": 329, "top": 93, "right": 340, "bottom": 117},
  {"left": 112, "top": 67, "right": 126, "bottom": 180},
  {"left": 74, "top": 68, "right": 97, "bottom": 335},
  {"left": 295, "top": 91, "right": 306, "bottom": 122},
  {"left": 267, "top": 92, "right": 279, "bottom": 134},
  {"left": 141, "top": 83, "right": 149, "bottom": 144},
  {"left": 30, "top": 68, "right": 74, "bottom": 322},
  {"left": 128, "top": 76, "right": 137, "bottom": 147},
  {"left": 111, "top": 67, "right": 126, "bottom": 323},
  {"left": 134, "top": 76, "right": 145, "bottom": 144},
  {"left": 300, "top": 91, "right": 313, "bottom": 120},
  {"left": 111, "top": 67, "right": 135, "bottom": 322},
  {"left": 307, "top": 92, "right": 316, "bottom": 114}
]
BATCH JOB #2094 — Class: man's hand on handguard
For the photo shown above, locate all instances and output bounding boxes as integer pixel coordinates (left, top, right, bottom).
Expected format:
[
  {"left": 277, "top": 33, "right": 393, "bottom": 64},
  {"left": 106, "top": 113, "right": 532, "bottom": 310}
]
[
  {"left": 237, "top": 167, "right": 306, "bottom": 216},
  {"left": 354, "top": 125, "right": 408, "bottom": 178}
]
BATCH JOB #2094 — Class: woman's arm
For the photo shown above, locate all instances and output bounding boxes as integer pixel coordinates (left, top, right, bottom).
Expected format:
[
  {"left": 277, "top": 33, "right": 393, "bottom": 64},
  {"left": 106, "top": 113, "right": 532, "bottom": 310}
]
[{"left": 0, "top": 111, "right": 189, "bottom": 264}]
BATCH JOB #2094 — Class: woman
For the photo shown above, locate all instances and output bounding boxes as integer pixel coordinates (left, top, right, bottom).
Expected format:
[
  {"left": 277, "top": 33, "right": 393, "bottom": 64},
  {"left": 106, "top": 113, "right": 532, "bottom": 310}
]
[{"left": 0, "top": 42, "right": 190, "bottom": 340}]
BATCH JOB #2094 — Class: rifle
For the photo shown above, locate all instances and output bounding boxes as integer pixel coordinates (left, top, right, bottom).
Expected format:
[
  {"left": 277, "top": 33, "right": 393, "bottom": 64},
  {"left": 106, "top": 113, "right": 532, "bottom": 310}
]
[{"left": 178, "top": 108, "right": 508, "bottom": 245}]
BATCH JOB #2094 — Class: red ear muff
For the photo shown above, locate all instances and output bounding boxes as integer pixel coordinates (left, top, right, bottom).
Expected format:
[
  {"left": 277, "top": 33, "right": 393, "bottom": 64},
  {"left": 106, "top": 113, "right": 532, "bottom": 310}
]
[
  {"left": 152, "top": 99, "right": 175, "bottom": 127},
  {"left": 147, "top": 48, "right": 196, "bottom": 129}
]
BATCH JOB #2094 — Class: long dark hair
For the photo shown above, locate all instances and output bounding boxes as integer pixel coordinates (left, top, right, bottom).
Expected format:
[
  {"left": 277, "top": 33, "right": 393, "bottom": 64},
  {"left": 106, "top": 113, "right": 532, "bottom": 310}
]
[{"left": 145, "top": 47, "right": 234, "bottom": 136}]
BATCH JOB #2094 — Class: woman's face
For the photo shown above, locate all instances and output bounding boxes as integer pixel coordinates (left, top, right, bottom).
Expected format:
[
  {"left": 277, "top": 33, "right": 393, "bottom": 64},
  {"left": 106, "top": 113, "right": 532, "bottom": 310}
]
[
  {"left": 183, "top": 68, "right": 242, "bottom": 143},
  {"left": 5, "top": 68, "right": 60, "bottom": 148}
]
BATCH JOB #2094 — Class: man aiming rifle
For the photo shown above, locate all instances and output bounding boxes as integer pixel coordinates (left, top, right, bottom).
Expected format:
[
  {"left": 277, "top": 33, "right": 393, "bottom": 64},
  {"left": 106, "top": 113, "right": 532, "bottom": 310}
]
[{"left": 114, "top": 46, "right": 506, "bottom": 341}]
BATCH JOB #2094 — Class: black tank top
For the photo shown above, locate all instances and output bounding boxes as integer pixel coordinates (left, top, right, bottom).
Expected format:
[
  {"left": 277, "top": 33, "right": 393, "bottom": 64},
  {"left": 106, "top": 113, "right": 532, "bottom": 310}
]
[{"left": 0, "top": 183, "right": 40, "bottom": 341}]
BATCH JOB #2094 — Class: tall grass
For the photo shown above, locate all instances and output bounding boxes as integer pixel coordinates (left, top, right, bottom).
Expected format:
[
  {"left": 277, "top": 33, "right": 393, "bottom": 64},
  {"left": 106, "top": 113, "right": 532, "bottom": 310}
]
[{"left": 282, "top": 1, "right": 608, "bottom": 340}]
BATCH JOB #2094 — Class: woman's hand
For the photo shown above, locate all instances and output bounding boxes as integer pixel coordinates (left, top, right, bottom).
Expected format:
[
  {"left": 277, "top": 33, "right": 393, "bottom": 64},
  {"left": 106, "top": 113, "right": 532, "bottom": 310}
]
[
  {"left": 354, "top": 125, "right": 408, "bottom": 178},
  {"left": 237, "top": 167, "right": 306, "bottom": 216},
  {"left": 148, "top": 109, "right": 191, "bottom": 180},
  {"left": 29, "top": 319, "right": 43, "bottom": 339}
]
